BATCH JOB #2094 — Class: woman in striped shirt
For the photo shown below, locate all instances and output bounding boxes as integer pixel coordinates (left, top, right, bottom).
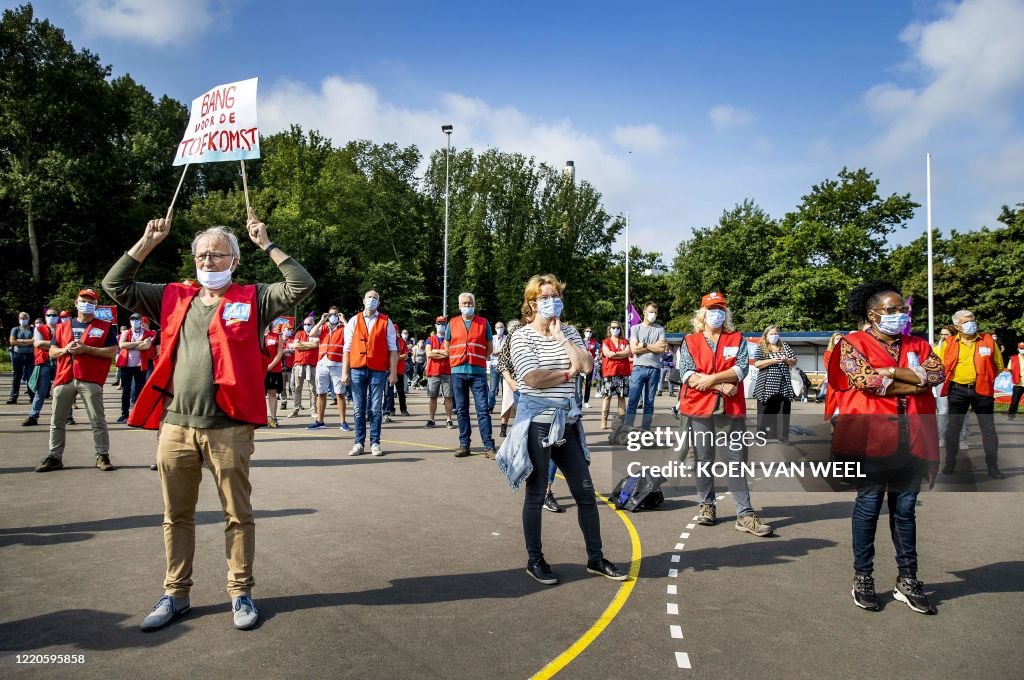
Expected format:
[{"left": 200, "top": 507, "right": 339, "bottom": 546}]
[{"left": 505, "top": 274, "right": 627, "bottom": 585}]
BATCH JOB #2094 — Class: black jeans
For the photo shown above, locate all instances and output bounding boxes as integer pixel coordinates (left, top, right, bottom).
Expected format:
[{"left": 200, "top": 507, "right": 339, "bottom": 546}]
[
  {"left": 384, "top": 376, "right": 407, "bottom": 414},
  {"left": 582, "top": 372, "right": 593, "bottom": 404},
  {"left": 523, "top": 421, "right": 603, "bottom": 564},
  {"left": 1008, "top": 385, "right": 1024, "bottom": 418},
  {"left": 945, "top": 382, "right": 999, "bottom": 467},
  {"left": 757, "top": 395, "right": 792, "bottom": 440},
  {"left": 119, "top": 366, "right": 147, "bottom": 418}
]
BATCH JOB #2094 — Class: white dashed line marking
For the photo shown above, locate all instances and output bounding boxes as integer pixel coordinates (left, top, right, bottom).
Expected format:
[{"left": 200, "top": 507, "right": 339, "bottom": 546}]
[
  {"left": 667, "top": 585, "right": 677, "bottom": 595},
  {"left": 675, "top": 652, "right": 692, "bottom": 669},
  {"left": 671, "top": 555, "right": 680, "bottom": 563},
  {"left": 668, "top": 569, "right": 678, "bottom": 578},
  {"left": 674, "top": 543, "right": 685, "bottom": 550},
  {"left": 679, "top": 532, "right": 690, "bottom": 539},
  {"left": 670, "top": 625, "right": 684, "bottom": 639},
  {"left": 686, "top": 524, "right": 696, "bottom": 529},
  {"left": 667, "top": 603, "right": 679, "bottom": 615}
]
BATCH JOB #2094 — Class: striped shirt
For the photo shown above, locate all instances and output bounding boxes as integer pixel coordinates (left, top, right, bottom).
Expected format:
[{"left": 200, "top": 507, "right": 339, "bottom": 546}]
[{"left": 511, "top": 324, "right": 584, "bottom": 422}]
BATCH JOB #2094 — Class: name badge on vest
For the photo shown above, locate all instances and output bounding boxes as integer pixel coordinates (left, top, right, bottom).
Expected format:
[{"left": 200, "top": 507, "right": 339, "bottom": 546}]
[
  {"left": 222, "top": 302, "right": 252, "bottom": 326},
  {"left": 723, "top": 346, "right": 739, "bottom": 359},
  {"left": 906, "top": 352, "right": 919, "bottom": 367},
  {"left": 88, "top": 327, "right": 105, "bottom": 338},
  {"left": 979, "top": 347, "right": 991, "bottom": 357}
]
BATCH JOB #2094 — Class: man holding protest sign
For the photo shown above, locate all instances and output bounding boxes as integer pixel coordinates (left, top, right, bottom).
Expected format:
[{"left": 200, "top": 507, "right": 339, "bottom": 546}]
[{"left": 103, "top": 209, "right": 314, "bottom": 631}]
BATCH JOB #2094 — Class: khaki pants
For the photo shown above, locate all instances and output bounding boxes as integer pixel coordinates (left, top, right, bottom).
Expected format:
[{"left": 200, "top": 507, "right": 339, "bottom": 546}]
[
  {"left": 157, "top": 422, "right": 255, "bottom": 599},
  {"left": 49, "top": 380, "right": 108, "bottom": 458}
]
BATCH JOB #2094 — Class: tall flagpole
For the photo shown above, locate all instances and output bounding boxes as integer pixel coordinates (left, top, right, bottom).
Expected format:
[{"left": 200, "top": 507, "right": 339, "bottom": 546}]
[
  {"left": 624, "top": 211, "right": 630, "bottom": 331},
  {"left": 926, "top": 153, "right": 934, "bottom": 345}
]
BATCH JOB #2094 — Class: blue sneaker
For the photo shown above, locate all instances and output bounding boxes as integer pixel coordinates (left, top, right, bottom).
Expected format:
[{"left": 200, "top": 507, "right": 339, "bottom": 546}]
[
  {"left": 232, "top": 595, "right": 259, "bottom": 630},
  {"left": 340, "top": 422, "right": 352, "bottom": 432},
  {"left": 140, "top": 594, "right": 190, "bottom": 631},
  {"left": 306, "top": 421, "right": 326, "bottom": 430}
]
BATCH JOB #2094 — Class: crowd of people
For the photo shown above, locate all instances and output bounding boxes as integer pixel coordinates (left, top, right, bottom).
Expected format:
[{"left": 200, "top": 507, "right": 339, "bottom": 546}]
[{"left": 5, "top": 212, "right": 1021, "bottom": 631}]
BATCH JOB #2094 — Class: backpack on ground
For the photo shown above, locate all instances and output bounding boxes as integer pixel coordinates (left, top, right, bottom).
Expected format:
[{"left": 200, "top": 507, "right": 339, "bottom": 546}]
[{"left": 610, "top": 472, "right": 666, "bottom": 512}]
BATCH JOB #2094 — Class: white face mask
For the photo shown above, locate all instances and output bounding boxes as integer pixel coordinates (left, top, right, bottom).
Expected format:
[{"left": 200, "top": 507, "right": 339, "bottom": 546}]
[
  {"left": 706, "top": 309, "right": 726, "bottom": 329},
  {"left": 495, "top": 327, "right": 504, "bottom": 336},
  {"left": 77, "top": 301, "right": 97, "bottom": 315},
  {"left": 611, "top": 328, "right": 621, "bottom": 337},
  {"left": 401, "top": 332, "right": 409, "bottom": 340},
  {"left": 767, "top": 334, "right": 780, "bottom": 345},
  {"left": 303, "top": 324, "right": 313, "bottom": 332},
  {"left": 646, "top": 311, "right": 657, "bottom": 323},
  {"left": 19, "top": 318, "right": 30, "bottom": 326},
  {"left": 328, "top": 314, "right": 339, "bottom": 325},
  {"left": 131, "top": 320, "right": 142, "bottom": 331},
  {"left": 365, "top": 297, "right": 379, "bottom": 311},
  {"left": 960, "top": 321, "right": 977, "bottom": 335},
  {"left": 584, "top": 331, "right": 592, "bottom": 339},
  {"left": 196, "top": 267, "right": 232, "bottom": 290}
]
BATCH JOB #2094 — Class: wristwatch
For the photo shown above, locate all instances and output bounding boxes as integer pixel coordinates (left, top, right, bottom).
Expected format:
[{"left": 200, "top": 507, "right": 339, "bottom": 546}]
[
  {"left": 888, "top": 367, "right": 896, "bottom": 377},
  {"left": 263, "top": 241, "right": 279, "bottom": 254}
]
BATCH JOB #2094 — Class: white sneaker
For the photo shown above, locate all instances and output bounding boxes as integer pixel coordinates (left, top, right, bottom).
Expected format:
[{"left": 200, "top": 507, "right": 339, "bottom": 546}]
[
  {"left": 584, "top": 402, "right": 591, "bottom": 408},
  {"left": 371, "top": 443, "right": 384, "bottom": 457},
  {"left": 349, "top": 443, "right": 364, "bottom": 456}
]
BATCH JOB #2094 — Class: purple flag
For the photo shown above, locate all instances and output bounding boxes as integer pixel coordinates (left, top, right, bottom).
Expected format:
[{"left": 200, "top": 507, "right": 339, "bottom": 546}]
[
  {"left": 628, "top": 304, "right": 641, "bottom": 333},
  {"left": 902, "top": 296, "right": 913, "bottom": 334}
]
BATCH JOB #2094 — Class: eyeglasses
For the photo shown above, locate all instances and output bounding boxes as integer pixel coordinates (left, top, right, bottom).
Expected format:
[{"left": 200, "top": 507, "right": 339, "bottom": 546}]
[
  {"left": 870, "top": 306, "right": 910, "bottom": 315},
  {"left": 194, "top": 252, "right": 230, "bottom": 263}
]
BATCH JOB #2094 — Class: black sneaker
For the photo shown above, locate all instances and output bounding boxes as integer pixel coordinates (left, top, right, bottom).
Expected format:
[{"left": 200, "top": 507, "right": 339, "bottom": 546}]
[
  {"left": 425, "top": 420, "right": 436, "bottom": 428},
  {"left": 500, "top": 424, "right": 507, "bottom": 437},
  {"left": 586, "top": 558, "right": 628, "bottom": 581},
  {"left": 66, "top": 417, "right": 76, "bottom": 425},
  {"left": 988, "top": 467, "right": 1006, "bottom": 480},
  {"left": 35, "top": 457, "right": 63, "bottom": 473},
  {"left": 526, "top": 559, "right": 558, "bottom": 585},
  {"left": 400, "top": 410, "right": 411, "bottom": 417},
  {"left": 543, "top": 492, "right": 564, "bottom": 513},
  {"left": 6, "top": 397, "right": 17, "bottom": 405},
  {"left": 894, "top": 576, "right": 934, "bottom": 614},
  {"left": 116, "top": 415, "right": 128, "bottom": 424},
  {"left": 95, "top": 455, "right": 115, "bottom": 471},
  {"left": 852, "top": 575, "right": 879, "bottom": 611},
  {"left": 941, "top": 462, "right": 955, "bottom": 475},
  {"left": 22, "top": 416, "right": 38, "bottom": 426}
]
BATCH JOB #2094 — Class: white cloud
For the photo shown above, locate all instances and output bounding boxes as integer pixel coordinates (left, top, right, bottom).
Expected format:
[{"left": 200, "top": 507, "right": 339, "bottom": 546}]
[
  {"left": 261, "top": 75, "right": 638, "bottom": 202},
  {"left": 863, "top": 0, "right": 1024, "bottom": 156},
  {"left": 611, "top": 124, "right": 678, "bottom": 154},
  {"left": 708, "top": 104, "right": 757, "bottom": 131},
  {"left": 70, "top": 0, "right": 225, "bottom": 46}
]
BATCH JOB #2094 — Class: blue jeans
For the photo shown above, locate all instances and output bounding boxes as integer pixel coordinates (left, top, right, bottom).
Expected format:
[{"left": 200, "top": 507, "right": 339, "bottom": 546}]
[
  {"left": 350, "top": 367, "right": 387, "bottom": 445},
  {"left": 451, "top": 372, "right": 494, "bottom": 449},
  {"left": 29, "top": 362, "right": 55, "bottom": 418},
  {"left": 10, "top": 352, "right": 34, "bottom": 398},
  {"left": 852, "top": 486, "right": 920, "bottom": 577},
  {"left": 625, "top": 365, "right": 660, "bottom": 429},
  {"left": 488, "top": 365, "right": 502, "bottom": 411}
]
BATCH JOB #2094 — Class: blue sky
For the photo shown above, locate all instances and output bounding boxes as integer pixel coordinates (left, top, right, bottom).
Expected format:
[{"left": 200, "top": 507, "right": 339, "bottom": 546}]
[{"left": 15, "top": 0, "right": 1024, "bottom": 259}]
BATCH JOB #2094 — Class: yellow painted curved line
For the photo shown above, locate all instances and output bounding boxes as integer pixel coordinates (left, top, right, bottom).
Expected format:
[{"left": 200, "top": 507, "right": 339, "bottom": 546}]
[{"left": 529, "top": 489, "right": 643, "bottom": 680}]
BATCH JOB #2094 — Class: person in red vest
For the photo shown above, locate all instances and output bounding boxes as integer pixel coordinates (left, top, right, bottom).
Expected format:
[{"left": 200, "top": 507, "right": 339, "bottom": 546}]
[
  {"left": 264, "top": 327, "right": 285, "bottom": 427},
  {"left": 102, "top": 209, "right": 315, "bottom": 632},
  {"left": 828, "top": 281, "right": 945, "bottom": 614},
  {"left": 115, "top": 312, "right": 156, "bottom": 423},
  {"left": 34, "top": 289, "right": 118, "bottom": 473},
  {"left": 289, "top": 315, "right": 319, "bottom": 417},
  {"left": 445, "top": 292, "right": 496, "bottom": 459},
  {"left": 308, "top": 306, "right": 350, "bottom": 431},
  {"left": 580, "top": 326, "right": 599, "bottom": 408},
  {"left": 383, "top": 322, "right": 410, "bottom": 421},
  {"left": 425, "top": 318, "right": 455, "bottom": 429},
  {"left": 341, "top": 290, "right": 399, "bottom": 456},
  {"left": 599, "top": 320, "right": 631, "bottom": 430},
  {"left": 23, "top": 306, "right": 61, "bottom": 426},
  {"left": 1008, "top": 342, "right": 1024, "bottom": 420},
  {"left": 678, "top": 292, "right": 773, "bottom": 538},
  {"left": 935, "top": 309, "right": 1005, "bottom": 478}
]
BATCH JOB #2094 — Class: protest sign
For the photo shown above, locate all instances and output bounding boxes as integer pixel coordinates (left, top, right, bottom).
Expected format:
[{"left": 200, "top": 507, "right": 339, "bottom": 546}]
[{"left": 174, "top": 78, "right": 260, "bottom": 166}]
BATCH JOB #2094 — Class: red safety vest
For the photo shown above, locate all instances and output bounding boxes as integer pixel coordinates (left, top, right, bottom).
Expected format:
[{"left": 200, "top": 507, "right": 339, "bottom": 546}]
[
  {"left": 53, "top": 318, "right": 113, "bottom": 386},
  {"left": 583, "top": 337, "right": 598, "bottom": 359},
  {"left": 1010, "top": 354, "right": 1022, "bottom": 386},
  {"left": 128, "top": 283, "right": 267, "bottom": 430},
  {"left": 448, "top": 316, "right": 488, "bottom": 369},
  {"left": 265, "top": 332, "right": 283, "bottom": 373},
  {"left": 827, "top": 331, "right": 938, "bottom": 461},
  {"left": 397, "top": 336, "right": 408, "bottom": 373},
  {"left": 317, "top": 324, "right": 345, "bottom": 363},
  {"left": 426, "top": 335, "right": 450, "bottom": 376},
  {"left": 678, "top": 331, "right": 746, "bottom": 418},
  {"left": 601, "top": 338, "right": 631, "bottom": 377},
  {"left": 822, "top": 347, "right": 839, "bottom": 421},
  {"left": 34, "top": 324, "right": 54, "bottom": 366},
  {"left": 940, "top": 333, "right": 997, "bottom": 397},
  {"left": 116, "top": 329, "right": 157, "bottom": 368},
  {"left": 293, "top": 329, "right": 319, "bottom": 366},
  {"left": 349, "top": 313, "right": 391, "bottom": 371}
]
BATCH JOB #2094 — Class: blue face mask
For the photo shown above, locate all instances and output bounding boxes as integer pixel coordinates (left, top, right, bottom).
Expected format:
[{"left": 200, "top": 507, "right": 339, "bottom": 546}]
[
  {"left": 131, "top": 320, "right": 142, "bottom": 331},
  {"left": 876, "top": 313, "right": 909, "bottom": 336},
  {"left": 960, "top": 321, "right": 977, "bottom": 335},
  {"left": 706, "top": 309, "right": 726, "bottom": 329},
  {"left": 538, "top": 297, "right": 563, "bottom": 319},
  {"left": 461, "top": 306, "right": 475, "bottom": 317},
  {"left": 365, "top": 297, "right": 379, "bottom": 311},
  {"left": 77, "top": 301, "right": 96, "bottom": 315}
]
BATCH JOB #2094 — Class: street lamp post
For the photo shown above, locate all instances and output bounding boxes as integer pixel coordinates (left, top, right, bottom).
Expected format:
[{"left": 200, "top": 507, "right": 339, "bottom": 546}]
[{"left": 441, "top": 124, "right": 453, "bottom": 318}]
